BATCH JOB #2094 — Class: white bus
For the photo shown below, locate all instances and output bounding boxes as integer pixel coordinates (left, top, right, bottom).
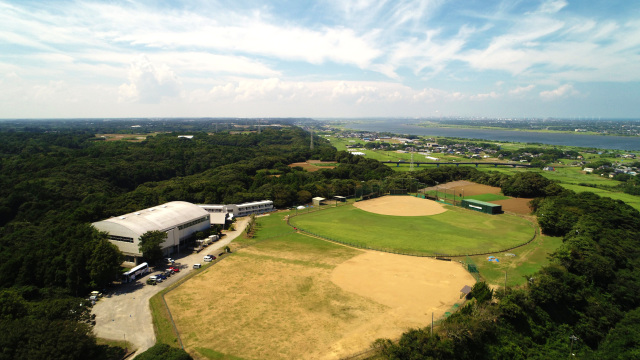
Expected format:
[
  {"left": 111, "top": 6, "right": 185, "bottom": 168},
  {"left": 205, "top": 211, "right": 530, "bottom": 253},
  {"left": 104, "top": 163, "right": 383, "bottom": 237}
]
[{"left": 122, "top": 262, "right": 149, "bottom": 283}]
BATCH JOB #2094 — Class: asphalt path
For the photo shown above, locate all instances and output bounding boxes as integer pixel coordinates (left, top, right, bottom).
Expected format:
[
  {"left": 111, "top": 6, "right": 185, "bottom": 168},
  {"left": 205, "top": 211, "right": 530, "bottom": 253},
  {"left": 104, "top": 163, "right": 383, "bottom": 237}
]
[{"left": 92, "top": 218, "right": 249, "bottom": 357}]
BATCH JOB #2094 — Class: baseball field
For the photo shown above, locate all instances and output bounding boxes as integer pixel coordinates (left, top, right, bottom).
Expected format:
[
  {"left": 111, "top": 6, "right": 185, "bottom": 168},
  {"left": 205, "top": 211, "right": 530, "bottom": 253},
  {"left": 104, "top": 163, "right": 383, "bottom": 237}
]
[
  {"left": 289, "top": 196, "right": 535, "bottom": 256},
  {"left": 165, "top": 212, "right": 475, "bottom": 359}
]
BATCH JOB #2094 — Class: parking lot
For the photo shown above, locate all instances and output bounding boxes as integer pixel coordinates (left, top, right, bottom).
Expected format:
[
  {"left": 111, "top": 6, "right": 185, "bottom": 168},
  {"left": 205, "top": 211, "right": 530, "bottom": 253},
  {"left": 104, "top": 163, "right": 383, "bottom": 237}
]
[{"left": 92, "top": 217, "right": 248, "bottom": 357}]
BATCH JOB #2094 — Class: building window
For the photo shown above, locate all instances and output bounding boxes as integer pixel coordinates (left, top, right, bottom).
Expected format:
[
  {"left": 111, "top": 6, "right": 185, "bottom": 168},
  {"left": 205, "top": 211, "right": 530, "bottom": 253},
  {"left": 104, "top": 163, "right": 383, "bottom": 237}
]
[
  {"left": 108, "top": 235, "right": 134, "bottom": 243},
  {"left": 177, "top": 216, "right": 210, "bottom": 230}
]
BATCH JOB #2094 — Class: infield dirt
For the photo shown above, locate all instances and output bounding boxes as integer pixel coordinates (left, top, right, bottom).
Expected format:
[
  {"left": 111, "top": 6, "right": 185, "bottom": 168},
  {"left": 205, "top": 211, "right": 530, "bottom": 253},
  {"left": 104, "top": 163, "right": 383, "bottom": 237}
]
[{"left": 353, "top": 195, "right": 446, "bottom": 216}]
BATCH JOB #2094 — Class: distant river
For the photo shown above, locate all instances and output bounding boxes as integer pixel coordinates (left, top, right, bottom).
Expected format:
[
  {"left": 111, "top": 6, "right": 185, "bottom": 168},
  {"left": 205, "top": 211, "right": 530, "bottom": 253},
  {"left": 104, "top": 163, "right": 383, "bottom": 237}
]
[{"left": 343, "top": 122, "right": 640, "bottom": 151}]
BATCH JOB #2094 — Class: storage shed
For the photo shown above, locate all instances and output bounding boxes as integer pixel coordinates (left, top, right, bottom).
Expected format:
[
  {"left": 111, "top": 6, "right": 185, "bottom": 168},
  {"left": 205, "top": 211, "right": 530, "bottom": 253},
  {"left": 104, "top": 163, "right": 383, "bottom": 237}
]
[
  {"left": 312, "top": 197, "right": 326, "bottom": 206},
  {"left": 461, "top": 199, "right": 502, "bottom": 214}
]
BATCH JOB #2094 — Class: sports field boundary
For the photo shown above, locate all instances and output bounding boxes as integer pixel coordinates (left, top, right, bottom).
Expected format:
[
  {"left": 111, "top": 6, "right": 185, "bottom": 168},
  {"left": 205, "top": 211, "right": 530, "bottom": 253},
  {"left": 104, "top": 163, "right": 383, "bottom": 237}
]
[{"left": 287, "top": 203, "right": 538, "bottom": 258}]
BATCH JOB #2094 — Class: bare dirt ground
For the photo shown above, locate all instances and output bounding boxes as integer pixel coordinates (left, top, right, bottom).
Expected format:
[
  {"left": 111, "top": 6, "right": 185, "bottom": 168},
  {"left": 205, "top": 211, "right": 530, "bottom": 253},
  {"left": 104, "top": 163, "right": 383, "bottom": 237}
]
[
  {"left": 353, "top": 196, "right": 447, "bottom": 216},
  {"left": 95, "top": 133, "right": 149, "bottom": 142},
  {"left": 288, "top": 160, "right": 337, "bottom": 172},
  {"left": 165, "top": 245, "right": 473, "bottom": 360},
  {"left": 422, "top": 180, "right": 502, "bottom": 196},
  {"left": 327, "top": 251, "right": 476, "bottom": 358},
  {"left": 491, "top": 198, "right": 533, "bottom": 214}
]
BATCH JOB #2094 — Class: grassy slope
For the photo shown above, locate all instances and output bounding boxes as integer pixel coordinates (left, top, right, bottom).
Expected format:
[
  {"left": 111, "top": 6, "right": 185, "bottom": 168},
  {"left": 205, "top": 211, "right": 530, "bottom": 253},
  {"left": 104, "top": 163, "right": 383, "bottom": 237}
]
[{"left": 290, "top": 204, "right": 534, "bottom": 256}]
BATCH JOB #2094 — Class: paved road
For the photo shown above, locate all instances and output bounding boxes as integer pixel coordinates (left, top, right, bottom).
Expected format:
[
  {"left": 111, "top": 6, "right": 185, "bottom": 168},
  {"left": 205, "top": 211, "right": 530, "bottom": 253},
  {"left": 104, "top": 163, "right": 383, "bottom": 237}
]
[{"left": 92, "top": 218, "right": 249, "bottom": 357}]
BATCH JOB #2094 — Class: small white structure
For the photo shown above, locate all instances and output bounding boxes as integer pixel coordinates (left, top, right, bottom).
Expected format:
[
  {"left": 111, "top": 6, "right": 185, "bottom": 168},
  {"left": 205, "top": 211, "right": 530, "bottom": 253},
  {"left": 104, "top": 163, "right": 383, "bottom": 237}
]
[
  {"left": 199, "top": 200, "right": 274, "bottom": 218},
  {"left": 312, "top": 197, "right": 326, "bottom": 206}
]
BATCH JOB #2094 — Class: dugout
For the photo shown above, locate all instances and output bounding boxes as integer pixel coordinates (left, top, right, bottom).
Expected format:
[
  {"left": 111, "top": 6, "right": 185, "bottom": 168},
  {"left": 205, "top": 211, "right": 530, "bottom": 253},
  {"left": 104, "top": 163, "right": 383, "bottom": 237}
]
[{"left": 461, "top": 199, "right": 502, "bottom": 214}]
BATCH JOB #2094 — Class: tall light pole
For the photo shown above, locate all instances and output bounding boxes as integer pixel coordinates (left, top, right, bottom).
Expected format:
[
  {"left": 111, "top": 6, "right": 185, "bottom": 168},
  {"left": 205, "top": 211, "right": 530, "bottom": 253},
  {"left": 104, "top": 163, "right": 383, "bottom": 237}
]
[{"left": 569, "top": 335, "right": 578, "bottom": 356}]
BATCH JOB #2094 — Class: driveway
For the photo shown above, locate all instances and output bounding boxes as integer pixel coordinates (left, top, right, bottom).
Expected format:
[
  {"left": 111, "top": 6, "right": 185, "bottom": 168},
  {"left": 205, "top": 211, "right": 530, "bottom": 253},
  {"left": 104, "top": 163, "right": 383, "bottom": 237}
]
[{"left": 92, "top": 217, "right": 249, "bottom": 357}]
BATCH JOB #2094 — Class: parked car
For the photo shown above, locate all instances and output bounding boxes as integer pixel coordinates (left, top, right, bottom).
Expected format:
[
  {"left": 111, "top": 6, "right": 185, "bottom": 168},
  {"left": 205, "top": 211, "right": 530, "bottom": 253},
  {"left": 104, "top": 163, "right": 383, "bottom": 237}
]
[
  {"left": 146, "top": 278, "right": 157, "bottom": 285},
  {"left": 203, "top": 255, "right": 216, "bottom": 262},
  {"left": 150, "top": 275, "right": 162, "bottom": 283},
  {"left": 169, "top": 266, "right": 180, "bottom": 272},
  {"left": 193, "top": 263, "right": 202, "bottom": 269},
  {"left": 164, "top": 270, "right": 173, "bottom": 276},
  {"left": 157, "top": 273, "right": 167, "bottom": 280},
  {"left": 165, "top": 258, "right": 175, "bottom": 264}
]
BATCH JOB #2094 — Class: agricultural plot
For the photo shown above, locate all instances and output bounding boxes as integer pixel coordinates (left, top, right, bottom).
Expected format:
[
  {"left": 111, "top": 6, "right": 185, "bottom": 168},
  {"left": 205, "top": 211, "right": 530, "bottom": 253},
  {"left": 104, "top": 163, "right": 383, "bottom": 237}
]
[
  {"left": 165, "top": 212, "right": 474, "bottom": 360},
  {"left": 289, "top": 198, "right": 535, "bottom": 256}
]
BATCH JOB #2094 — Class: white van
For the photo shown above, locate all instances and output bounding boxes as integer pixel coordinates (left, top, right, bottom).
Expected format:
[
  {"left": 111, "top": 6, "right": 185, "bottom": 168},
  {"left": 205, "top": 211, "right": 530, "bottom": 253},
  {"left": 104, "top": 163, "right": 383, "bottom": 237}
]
[{"left": 193, "top": 263, "right": 202, "bottom": 269}]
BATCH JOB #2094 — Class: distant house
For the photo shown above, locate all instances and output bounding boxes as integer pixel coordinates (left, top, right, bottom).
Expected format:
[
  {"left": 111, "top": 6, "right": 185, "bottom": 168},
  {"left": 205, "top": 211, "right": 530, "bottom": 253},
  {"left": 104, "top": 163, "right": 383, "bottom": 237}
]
[{"left": 583, "top": 167, "right": 594, "bottom": 173}]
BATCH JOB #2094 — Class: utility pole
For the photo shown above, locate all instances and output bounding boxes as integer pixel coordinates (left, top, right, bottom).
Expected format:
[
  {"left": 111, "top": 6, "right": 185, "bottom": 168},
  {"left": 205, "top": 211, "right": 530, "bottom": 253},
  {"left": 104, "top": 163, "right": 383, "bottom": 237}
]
[
  {"left": 310, "top": 129, "right": 314, "bottom": 150},
  {"left": 569, "top": 335, "right": 578, "bottom": 357},
  {"left": 505, "top": 271, "right": 508, "bottom": 297},
  {"left": 431, "top": 312, "right": 434, "bottom": 336}
]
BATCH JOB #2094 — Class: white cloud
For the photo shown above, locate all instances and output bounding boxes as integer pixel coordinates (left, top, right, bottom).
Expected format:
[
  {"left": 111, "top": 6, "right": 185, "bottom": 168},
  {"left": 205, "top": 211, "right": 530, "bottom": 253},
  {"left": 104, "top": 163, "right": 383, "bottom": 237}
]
[
  {"left": 539, "top": 84, "right": 578, "bottom": 100},
  {"left": 509, "top": 84, "right": 535, "bottom": 95},
  {"left": 537, "top": 0, "right": 568, "bottom": 14},
  {"left": 118, "top": 56, "right": 183, "bottom": 103},
  {"left": 470, "top": 91, "right": 499, "bottom": 100}
]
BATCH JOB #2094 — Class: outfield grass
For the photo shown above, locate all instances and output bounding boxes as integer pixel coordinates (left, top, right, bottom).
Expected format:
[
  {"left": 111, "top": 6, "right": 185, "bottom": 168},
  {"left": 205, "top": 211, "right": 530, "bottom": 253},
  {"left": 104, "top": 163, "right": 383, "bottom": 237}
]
[
  {"left": 466, "top": 193, "right": 510, "bottom": 201},
  {"left": 289, "top": 204, "right": 535, "bottom": 256},
  {"left": 469, "top": 233, "right": 563, "bottom": 287}
]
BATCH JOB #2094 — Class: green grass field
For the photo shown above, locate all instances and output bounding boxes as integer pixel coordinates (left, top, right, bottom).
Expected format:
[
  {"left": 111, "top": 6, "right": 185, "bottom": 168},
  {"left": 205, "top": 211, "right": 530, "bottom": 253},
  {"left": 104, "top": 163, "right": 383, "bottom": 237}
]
[
  {"left": 465, "top": 193, "right": 511, "bottom": 201},
  {"left": 289, "top": 204, "right": 535, "bottom": 256},
  {"left": 468, "top": 234, "right": 563, "bottom": 287}
]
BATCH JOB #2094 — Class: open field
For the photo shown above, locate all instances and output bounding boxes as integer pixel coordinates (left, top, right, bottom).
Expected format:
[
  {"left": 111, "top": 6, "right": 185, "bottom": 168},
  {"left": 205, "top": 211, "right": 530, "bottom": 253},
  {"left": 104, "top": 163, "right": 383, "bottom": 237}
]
[
  {"left": 290, "top": 198, "right": 535, "bottom": 256},
  {"left": 468, "top": 233, "right": 563, "bottom": 287},
  {"left": 165, "top": 215, "right": 475, "bottom": 360},
  {"left": 289, "top": 160, "right": 337, "bottom": 172}
]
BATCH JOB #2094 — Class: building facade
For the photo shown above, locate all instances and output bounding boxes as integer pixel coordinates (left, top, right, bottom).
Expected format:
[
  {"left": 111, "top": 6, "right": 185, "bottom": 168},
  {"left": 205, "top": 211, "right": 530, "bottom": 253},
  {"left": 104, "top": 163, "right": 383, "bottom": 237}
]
[
  {"left": 199, "top": 200, "right": 273, "bottom": 218},
  {"left": 92, "top": 201, "right": 211, "bottom": 264}
]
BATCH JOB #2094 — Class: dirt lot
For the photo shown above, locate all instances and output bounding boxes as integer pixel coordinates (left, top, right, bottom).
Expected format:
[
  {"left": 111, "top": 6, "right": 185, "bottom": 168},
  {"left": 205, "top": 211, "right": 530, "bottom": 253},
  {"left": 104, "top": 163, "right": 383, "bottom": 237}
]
[
  {"left": 288, "top": 160, "right": 336, "bottom": 172},
  {"left": 353, "top": 196, "right": 446, "bottom": 216},
  {"left": 422, "top": 180, "right": 502, "bottom": 196},
  {"left": 491, "top": 198, "right": 533, "bottom": 214},
  {"left": 95, "top": 133, "right": 149, "bottom": 142},
  {"left": 165, "top": 240, "right": 473, "bottom": 359},
  {"left": 328, "top": 251, "right": 476, "bottom": 357}
]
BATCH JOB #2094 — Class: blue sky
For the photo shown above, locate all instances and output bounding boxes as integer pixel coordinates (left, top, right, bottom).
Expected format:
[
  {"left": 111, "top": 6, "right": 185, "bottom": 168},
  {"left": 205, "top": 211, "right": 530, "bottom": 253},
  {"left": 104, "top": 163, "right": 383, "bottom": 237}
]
[{"left": 1, "top": 0, "right": 639, "bottom": 119}]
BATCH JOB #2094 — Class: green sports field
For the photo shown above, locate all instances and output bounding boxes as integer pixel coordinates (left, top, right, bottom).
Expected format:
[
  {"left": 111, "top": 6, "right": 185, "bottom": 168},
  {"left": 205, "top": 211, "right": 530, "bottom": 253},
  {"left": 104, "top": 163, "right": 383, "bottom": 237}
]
[{"left": 289, "top": 204, "right": 535, "bottom": 256}]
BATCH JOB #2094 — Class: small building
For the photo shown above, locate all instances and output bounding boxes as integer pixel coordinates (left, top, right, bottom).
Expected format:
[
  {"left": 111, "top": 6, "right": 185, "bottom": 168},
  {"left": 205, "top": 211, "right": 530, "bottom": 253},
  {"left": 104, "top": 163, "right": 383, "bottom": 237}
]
[
  {"left": 333, "top": 196, "right": 347, "bottom": 203},
  {"left": 92, "top": 201, "right": 211, "bottom": 265},
  {"left": 199, "top": 200, "right": 273, "bottom": 218},
  {"left": 461, "top": 199, "right": 502, "bottom": 215},
  {"left": 312, "top": 197, "right": 326, "bottom": 206}
]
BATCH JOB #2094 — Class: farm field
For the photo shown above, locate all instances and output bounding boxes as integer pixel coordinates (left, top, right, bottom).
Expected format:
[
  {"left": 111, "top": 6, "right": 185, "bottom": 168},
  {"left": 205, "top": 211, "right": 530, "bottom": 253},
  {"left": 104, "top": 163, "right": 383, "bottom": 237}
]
[
  {"left": 289, "top": 198, "right": 535, "bottom": 256},
  {"left": 165, "top": 211, "right": 475, "bottom": 360}
]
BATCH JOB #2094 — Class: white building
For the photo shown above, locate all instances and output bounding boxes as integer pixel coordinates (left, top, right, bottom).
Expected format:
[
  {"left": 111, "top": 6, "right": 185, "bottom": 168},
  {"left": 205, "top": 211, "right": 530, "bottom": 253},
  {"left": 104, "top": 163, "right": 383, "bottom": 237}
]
[
  {"left": 92, "top": 201, "right": 211, "bottom": 264},
  {"left": 199, "top": 200, "right": 274, "bottom": 218}
]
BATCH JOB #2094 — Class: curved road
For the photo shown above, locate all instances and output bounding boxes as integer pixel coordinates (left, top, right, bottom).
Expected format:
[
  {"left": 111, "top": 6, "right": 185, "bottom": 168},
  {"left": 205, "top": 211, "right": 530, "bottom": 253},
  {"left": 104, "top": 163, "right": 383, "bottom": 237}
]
[{"left": 92, "top": 218, "right": 249, "bottom": 357}]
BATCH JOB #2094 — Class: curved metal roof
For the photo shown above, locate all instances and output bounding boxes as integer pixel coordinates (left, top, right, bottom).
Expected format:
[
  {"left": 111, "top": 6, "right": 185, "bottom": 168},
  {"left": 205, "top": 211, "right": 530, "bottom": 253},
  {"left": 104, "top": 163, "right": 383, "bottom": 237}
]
[{"left": 93, "top": 201, "right": 209, "bottom": 236}]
